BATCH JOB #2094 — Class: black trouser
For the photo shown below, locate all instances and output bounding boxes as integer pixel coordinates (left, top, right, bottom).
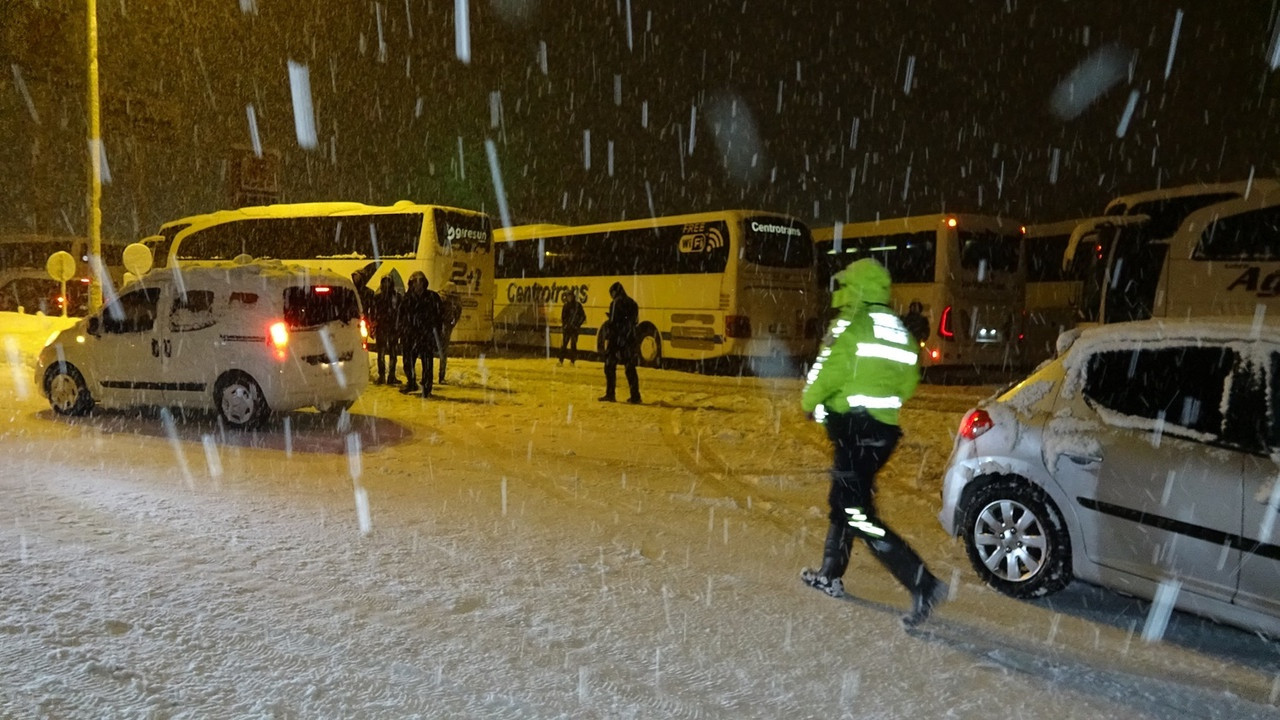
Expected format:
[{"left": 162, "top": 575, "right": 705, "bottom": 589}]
[
  {"left": 376, "top": 336, "right": 400, "bottom": 381},
  {"left": 559, "top": 329, "right": 580, "bottom": 363},
  {"left": 603, "top": 347, "right": 639, "bottom": 400},
  {"left": 820, "top": 410, "right": 932, "bottom": 593},
  {"left": 402, "top": 345, "right": 434, "bottom": 396}
]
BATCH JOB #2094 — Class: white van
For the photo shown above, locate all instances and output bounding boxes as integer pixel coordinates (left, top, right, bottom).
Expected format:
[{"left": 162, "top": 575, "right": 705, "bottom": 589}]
[{"left": 35, "top": 259, "right": 369, "bottom": 428}]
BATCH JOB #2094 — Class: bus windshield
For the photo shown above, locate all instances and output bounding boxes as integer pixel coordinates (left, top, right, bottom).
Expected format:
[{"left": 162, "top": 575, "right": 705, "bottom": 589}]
[
  {"left": 743, "top": 216, "right": 812, "bottom": 268},
  {"left": 816, "top": 232, "right": 936, "bottom": 287},
  {"left": 958, "top": 230, "right": 1020, "bottom": 273}
]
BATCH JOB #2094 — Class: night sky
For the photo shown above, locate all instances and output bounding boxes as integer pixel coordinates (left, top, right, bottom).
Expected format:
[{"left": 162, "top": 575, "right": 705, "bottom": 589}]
[{"left": 2, "top": 0, "right": 1278, "bottom": 241}]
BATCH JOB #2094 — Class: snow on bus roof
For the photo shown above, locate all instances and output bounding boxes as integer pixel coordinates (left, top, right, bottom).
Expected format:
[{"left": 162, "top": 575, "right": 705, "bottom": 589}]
[{"left": 1103, "top": 178, "right": 1280, "bottom": 213}]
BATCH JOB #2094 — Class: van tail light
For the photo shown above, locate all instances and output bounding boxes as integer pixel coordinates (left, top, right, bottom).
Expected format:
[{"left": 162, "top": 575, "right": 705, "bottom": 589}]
[
  {"left": 938, "top": 305, "right": 955, "bottom": 339},
  {"left": 725, "top": 315, "right": 752, "bottom": 339},
  {"left": 359, "top": 317, "right": 369, "bottom": 350},
  {"left": 268, "top": 321, "right": 289, "bottom": 359},
  {"left": 959, "top": 408, "right": 993, "bottom": 440}
]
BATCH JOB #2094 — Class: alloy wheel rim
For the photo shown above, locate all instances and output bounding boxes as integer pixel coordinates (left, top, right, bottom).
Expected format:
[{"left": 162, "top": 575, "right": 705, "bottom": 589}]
[{"left": 973, "top": 498, "right": 1049, "bottom": 582}]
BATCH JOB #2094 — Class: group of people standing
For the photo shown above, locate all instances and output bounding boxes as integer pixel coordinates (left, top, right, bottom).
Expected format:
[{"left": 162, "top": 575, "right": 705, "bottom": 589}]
[
  {"left": 357, "top": 271, "right": 641, "bottom": 406},
  {"left": 355, "top": 268, "right": 461, "bottom": 399}
]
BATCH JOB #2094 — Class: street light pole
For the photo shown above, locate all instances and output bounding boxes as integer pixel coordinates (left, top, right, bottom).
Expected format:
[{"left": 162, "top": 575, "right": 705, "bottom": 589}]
[{"left": 87, "top": 0, "right": 103, "bottom": 312}]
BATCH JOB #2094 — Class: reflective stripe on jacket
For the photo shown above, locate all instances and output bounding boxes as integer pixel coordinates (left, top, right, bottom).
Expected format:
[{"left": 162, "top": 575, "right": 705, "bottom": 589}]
[{"left": 801, "top": 304, "right": 920, "bottom": 426}]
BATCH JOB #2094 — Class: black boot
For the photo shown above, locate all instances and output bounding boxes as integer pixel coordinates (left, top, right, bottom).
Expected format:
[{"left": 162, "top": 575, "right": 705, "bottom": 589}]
[{"left": 801, "top": 523, "right": 853, "bottom": 598}]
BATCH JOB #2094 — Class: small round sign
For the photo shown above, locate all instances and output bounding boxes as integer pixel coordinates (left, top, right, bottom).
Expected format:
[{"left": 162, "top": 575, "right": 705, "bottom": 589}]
[
  {"left": 122, "top": 242, "right": 154, "bottom": 278},
  {"left": 46, "top": 251, "right": 76, "bottom": 282}
]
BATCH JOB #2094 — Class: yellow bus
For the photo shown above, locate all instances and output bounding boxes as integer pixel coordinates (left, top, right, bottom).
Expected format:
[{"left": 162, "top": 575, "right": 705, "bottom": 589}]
[
  {"left": 1066, "top": 191, "right": 1280, "bottom": 325},
  {"left": 152, "top": 201, "right": 494, "bottom": 345},
  {"left": 492, "top": 211, "right": 821, "bottom": 371},
  {"left": 814, "top": 214, "right": 1026, "bottom": 369},
  {"left": 1023, "top": 219, "right": 1091, "bottom": 365}
]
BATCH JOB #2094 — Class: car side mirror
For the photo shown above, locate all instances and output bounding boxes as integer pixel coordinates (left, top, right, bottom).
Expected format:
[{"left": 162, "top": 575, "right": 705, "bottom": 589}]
[{"left": 87, "top": 316, "right": 101, "bottom": 336}]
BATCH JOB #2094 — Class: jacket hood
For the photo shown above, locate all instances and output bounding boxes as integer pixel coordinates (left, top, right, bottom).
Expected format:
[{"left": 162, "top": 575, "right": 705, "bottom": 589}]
[{"left": 831, "top": 258, "right": 891, "bottom": 311}]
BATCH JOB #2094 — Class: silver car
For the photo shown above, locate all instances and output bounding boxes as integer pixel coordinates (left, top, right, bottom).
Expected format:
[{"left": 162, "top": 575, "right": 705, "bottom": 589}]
[{"left": 939, "top": 318, "right": 1280, "bottom": 637}]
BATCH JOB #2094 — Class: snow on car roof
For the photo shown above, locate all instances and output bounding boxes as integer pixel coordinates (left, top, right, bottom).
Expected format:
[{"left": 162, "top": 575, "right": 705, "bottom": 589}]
[
  {"left": 1074, "top": 317, "right": 1280, "bottom": 347},
  {"left": 134, "top": 259, "right": 354, "bottom": 290}
]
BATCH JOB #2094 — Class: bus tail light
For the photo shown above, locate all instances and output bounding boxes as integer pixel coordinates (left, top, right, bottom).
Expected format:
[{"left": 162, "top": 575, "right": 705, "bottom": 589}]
[
  {"left": 268, "top": 321, "right": 289, "bottom": 359},
  {"left": 959, "top": 408, "right": 993, "bottom": 440},
  {"left": 938, "top": 305, "right": 955, "bottom": 339},
  {"left": 726, "top": 315, "right": 752, "bottom": 339}
]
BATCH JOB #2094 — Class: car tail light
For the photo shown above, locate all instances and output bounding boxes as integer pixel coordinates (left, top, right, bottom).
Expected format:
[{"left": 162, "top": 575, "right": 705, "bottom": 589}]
[
  {"left": 725, "top": 315, "right": 752, "bottom": 339},
  {"left": 359, "top": 317, "right": 369, "bottom": 350},
  {"left": 938, "top": 305, "right": 954, "bottom": 339},
  {"left": 269, "top": 321, "right": 289, "bottom": 359},
  {"left": 959, "top": 408, "right": 993, "bottom": 440},
  {"left": 313, "top": 286, "right": 331, "bottom": 294},
  {"left": 928, "top": 347, "right": 940, "bottom": 362}
]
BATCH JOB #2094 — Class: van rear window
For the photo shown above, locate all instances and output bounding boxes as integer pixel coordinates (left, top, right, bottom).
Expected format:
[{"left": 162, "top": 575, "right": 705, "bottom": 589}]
[{"left": 282, "top": 285, "right": 360, "bottom": 329}]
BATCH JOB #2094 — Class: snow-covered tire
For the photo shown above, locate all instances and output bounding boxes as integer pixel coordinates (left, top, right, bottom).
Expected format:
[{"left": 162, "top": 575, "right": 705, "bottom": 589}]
[
  {"left": 214, "top": 371, "right": 269, "bottom": 429},
  {"left": 961, "top": 477, "right": 1072, "bottom": 599},
  {"left": 636, "top": 324, "right": 662, "bottom": 368},
  {"left": 44, "top": 363, "right": 93, "bottom": 416}
]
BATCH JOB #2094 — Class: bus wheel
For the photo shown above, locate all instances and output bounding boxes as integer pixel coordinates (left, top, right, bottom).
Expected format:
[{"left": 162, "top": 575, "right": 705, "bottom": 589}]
[{"left": 637, "top": 325, "right": 662, "bottom": 368}]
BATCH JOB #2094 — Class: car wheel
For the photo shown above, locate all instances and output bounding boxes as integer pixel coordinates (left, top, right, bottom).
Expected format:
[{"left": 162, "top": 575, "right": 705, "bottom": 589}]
[
  {"left": 637, "top": 324, "right": 662, "bottom": 368},
  {"left": 214, "top": 371, "right": 269, "bottom": 429},
  {"left": 962, "top": 478, "right": 1072, "bottom": 599},
  {"left": 45, "top": 363, "right": 93, "bottom": 416}
]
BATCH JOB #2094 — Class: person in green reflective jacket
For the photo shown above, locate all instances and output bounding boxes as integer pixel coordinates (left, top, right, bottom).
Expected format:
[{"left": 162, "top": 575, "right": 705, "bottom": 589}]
[{"left": 800, "top": 258, "right": 948, "bottom": 629}]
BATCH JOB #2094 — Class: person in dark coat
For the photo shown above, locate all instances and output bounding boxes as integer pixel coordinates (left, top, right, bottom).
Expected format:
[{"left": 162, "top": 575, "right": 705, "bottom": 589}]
[
  {"left": 900, "top": 300, "right": 930, "bottom": 346},
  {"left": 351, "top": 266, "right": 376, "bottom": 323},
  {"left": 600, "top": 281, "right": 641, "bottom": 404},
  {"left": 370, "top": 275, "right": 402, "bottom": 385},
  {"left": 559, "top": 290, "right": 587, "bottom": 366},
  {"left": 436, "top": 290, "right": 463, "bottom": 384},
  {"left": 398, "top": 271, "right": 443, "bottom": 398}
]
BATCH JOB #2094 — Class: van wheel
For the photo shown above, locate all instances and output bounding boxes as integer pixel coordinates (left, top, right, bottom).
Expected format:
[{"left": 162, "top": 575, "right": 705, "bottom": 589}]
[
  {"left": 961, "top": 478, "right": 1072, "bottom": 599},
  {"left": 637, "top": 324, "right": 662, "bottom": 368},
  {"left": 45, "top": 363, "right": 93, "bottom": 416},
  {"left": 215, "top": 371, "right": 269, "bottom": 429}
]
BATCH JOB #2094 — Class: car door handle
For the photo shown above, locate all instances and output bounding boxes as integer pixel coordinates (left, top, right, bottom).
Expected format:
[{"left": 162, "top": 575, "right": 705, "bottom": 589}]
[
  {"left": 1064, "top": 453, "right": 1105, "bottom": 466},
  {"left": 1064, "top": 453, "right": 1102, "bottom": 465},
  {"left": 163, "top": 339, "right": 172, "bottom": 357},
  {"left": 151, "top": 338, "right": 160, "bottom": 357}
]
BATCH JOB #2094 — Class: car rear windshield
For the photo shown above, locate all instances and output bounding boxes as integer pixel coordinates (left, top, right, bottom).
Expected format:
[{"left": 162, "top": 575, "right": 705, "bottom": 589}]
[{"left": 282, "top": 285, "right": 360, "bottom": 329}]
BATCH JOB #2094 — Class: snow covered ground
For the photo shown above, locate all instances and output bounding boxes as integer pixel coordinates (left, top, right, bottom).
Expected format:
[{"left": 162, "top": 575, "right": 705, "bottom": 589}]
[{"left": 1, "top": 312, "right": 1278, "bottom": 719}]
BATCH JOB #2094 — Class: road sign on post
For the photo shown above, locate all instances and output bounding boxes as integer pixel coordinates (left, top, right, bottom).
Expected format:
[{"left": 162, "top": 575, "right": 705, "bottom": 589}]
[{"left": 46, "top": 250, "right": 76, "bottom": 317}]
